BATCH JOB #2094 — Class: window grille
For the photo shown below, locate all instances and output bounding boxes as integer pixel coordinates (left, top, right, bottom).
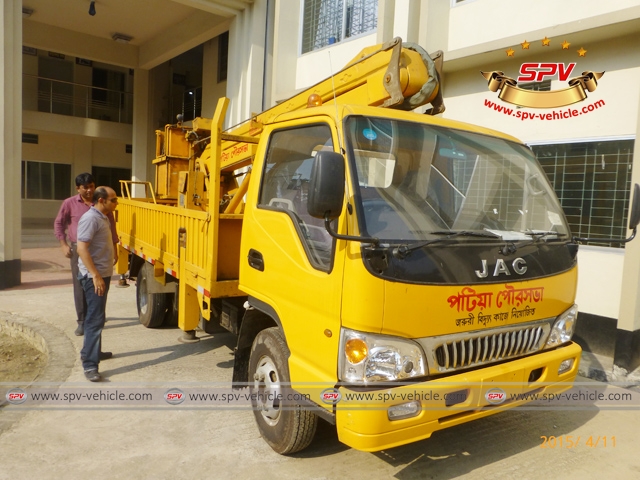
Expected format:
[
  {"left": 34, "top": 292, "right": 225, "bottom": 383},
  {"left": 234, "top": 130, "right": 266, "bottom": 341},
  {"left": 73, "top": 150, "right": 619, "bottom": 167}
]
[
  {"left": 532, "top": 139, "right": 635, "bottom": 247},
  {"left": 302, "top": 0, "right": 378, "bottom": 54}
]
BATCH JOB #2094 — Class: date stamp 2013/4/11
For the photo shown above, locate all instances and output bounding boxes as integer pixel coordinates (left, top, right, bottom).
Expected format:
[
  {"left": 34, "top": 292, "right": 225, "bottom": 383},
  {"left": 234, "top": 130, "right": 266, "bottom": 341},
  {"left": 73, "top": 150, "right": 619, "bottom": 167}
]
[{"left": 540, "top": 436, "right": 616, "bottom": 448}]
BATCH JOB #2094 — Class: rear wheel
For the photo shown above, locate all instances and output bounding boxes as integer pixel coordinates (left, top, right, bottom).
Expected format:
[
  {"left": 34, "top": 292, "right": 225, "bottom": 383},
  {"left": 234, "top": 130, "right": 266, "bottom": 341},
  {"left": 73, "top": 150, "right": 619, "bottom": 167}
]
[
  {"left": 248, "top": 327, "right": 317, "bottom": 454},
  {"left": 136, "top": 263, "right": 169, "bottom": 328}
]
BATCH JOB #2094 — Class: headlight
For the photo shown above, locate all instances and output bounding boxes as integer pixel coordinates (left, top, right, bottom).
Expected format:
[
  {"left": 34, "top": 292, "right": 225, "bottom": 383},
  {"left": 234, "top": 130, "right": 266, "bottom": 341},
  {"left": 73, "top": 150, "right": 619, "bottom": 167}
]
[
  {"left": 338, "top": 328, "right": 427, "bottom": 383},
  {"left": 545, "top": 304, "right": 578, "bottom": 348}
]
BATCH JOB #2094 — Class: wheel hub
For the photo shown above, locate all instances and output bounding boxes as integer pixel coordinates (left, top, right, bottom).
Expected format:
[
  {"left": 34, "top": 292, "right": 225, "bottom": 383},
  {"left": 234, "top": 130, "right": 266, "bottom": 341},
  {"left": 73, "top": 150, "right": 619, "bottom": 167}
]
[{"left": 253, "top": 355, "right": 282, "bottom": 426}]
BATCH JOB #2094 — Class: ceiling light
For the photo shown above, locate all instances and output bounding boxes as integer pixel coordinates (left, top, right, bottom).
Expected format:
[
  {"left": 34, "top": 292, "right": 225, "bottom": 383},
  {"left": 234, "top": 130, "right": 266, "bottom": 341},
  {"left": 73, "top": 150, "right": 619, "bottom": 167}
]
[
  {"left": 89, "top": 1, "right": 96, "bottom": 16},
  {"left": 22, "top": 7, "right": 34, "bottom": 18},
  {"left": 112, "top": 33, "right": 133, "bottom": 44}
]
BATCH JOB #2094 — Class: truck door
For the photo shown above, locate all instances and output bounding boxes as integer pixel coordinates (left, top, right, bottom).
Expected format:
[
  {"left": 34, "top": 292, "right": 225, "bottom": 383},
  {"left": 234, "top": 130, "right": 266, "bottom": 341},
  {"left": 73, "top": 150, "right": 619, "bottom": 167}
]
[{"left": 241, "top": 120, "right": 344, "bottom": 387}]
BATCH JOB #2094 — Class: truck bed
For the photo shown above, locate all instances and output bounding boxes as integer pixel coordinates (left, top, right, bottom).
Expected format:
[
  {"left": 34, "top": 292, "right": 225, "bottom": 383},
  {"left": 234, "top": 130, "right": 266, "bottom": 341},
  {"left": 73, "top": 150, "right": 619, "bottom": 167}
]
[{"left": 116, "top": 197, "right": 244, "bottom": 299}]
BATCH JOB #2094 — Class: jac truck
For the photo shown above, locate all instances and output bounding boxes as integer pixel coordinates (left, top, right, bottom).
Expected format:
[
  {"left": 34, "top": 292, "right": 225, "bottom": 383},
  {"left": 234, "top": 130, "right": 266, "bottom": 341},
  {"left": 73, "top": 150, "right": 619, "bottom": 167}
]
[{"left": 115, "top": 37, "right": 640, "bottom": 454}]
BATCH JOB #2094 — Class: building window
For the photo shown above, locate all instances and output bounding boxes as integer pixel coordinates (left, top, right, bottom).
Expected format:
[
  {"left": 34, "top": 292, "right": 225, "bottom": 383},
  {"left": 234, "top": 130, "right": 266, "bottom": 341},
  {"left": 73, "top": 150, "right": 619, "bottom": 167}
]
[
  {"left": 21, "top": 161, "right": 71, "bottom": 200},
  {"left": 92, "top": 166, "right": 132, "bottom": 195},
  {"left": 532, "top": 139, "right": 635, "bottom": 247},
  {"left": 218, "top": 32, "right": 229, "bottom": 82},
  {"left": 25, "top": 54, "right": 133, "bottom": 124},
  {"left": 302, "top": 0, "right": 378, "bottom": 54},
  {"left": 518, "top": 80, "right": 551, "bottom": 92}
]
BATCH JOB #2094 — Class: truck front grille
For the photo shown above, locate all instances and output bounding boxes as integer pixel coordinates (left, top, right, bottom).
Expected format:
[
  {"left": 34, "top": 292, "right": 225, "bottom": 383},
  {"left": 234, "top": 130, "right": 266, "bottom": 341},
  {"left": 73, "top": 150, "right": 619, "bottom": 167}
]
[{"left": 416, "top": 320, "right": 554, "bottom": 375}]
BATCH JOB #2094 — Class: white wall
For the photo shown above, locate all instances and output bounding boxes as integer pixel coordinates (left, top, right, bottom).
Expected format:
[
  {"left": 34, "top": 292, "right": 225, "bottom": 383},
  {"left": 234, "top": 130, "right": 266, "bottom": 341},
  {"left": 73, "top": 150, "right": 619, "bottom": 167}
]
[
  {"left": 442, "top": 34, "right": 640, "bottom": 142},
  {"left": 448, "top": 0, "right": 640, "bottom": 52},
  {"left": 576, "top": 246, "right": 625, "bottom": 318},
  {"left": 295, "top": 33, "right": 377, "bottom": 91}
]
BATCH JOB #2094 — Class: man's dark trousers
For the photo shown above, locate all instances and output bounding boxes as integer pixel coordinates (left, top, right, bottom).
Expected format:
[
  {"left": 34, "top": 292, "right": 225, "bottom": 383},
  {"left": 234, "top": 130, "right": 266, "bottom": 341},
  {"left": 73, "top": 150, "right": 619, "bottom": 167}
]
[
  {"left": 79, "top": 275, "right": 111, "bottom": 371},
  {"left": 70, "top": 243, "right": 86, "bottom": 327}
]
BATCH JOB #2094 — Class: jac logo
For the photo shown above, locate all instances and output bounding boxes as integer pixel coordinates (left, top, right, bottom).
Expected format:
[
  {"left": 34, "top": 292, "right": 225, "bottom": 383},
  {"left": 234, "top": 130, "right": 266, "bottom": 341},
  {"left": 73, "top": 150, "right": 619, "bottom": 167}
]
[
  {"left": 5, "top": 388, "right": 27, "bottom": 405},
  {"left": 164, "top": 388, "right": 185, "bottom": 405},
  {"left": 320, "top": 388, "right": 342, "bottom": 404},
  {"left": 485, "top": 388, "right": 507, "bottom": 405},
  {"left": 517, "top": 63, "right": 576, "bottom": 83},
  {"left": 475, "top": 258, "right": 527, "bottom": 279}
]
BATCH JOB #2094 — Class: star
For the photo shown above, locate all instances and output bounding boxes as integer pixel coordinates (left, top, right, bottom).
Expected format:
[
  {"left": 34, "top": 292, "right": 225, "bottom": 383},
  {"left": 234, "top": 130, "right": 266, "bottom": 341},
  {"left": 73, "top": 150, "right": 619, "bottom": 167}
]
[
  {"left": 542, "top": 37, "right": 551, "bottom": 46},
  {"left": 506, "top": 48, "right": 515, "bottom": 57},
  {"left": 562, "top": 40, "right": 571, "bottom": 50},
  {"left": 577, "top": 47, "right": 587, "bottom": 57},
  {"left": 521, "top": 40, "right": 530, "bottom": 49}
]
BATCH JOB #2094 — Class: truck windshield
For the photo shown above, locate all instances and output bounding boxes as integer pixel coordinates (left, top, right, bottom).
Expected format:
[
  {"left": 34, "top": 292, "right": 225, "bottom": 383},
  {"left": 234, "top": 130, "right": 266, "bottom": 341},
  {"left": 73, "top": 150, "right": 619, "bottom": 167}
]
[{"left": 345, "top": 116, "right": 569, "bottom": 243}]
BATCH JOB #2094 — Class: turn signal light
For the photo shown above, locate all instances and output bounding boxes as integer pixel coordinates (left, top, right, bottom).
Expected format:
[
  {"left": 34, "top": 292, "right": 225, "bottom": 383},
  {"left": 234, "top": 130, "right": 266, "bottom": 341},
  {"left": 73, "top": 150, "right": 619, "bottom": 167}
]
[{"left": 345, "top": 338, "right": 368, "bottom": 364}]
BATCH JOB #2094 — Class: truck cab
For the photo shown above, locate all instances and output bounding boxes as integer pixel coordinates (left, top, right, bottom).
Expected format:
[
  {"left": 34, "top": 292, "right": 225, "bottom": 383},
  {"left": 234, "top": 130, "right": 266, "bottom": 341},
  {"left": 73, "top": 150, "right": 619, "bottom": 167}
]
[{"left": 236, "top": 103, "right": 582, "bottom": 453}]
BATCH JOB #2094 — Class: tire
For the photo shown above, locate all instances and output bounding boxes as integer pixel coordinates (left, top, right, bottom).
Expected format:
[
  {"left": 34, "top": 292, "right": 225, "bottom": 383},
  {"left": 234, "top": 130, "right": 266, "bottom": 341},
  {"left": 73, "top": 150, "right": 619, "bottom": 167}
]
[
  {"left": 163, "top": 294, "right": 178, "bottom": 327},
  {"left": 248, "top": 327, "right": 317, "bottom": 454},
  {"left": 136, "top": 263, "right": 169, "bottom": 328}
]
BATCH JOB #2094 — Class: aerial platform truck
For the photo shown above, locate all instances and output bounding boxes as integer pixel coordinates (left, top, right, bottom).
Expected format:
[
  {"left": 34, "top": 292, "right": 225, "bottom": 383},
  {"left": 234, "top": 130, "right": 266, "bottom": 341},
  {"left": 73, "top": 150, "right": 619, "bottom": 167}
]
[{"left": 116, "top": 37, "right": 640, "bottom": 454}]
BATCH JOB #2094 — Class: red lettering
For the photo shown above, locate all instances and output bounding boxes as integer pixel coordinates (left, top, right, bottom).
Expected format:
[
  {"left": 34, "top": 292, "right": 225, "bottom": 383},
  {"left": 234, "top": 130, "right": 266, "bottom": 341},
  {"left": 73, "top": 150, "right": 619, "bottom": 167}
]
[
  {"left": 558, "top": 63, "right": 576, "bottom": 81},
  {"left": 518, "top": 63, "right": 539, "bottom": 83},
  {"left": 517, "top": 63, "right": 577, "bottom": 83},
  {"left": 536, "top": 63, "right": 558, "bottom": 82}
]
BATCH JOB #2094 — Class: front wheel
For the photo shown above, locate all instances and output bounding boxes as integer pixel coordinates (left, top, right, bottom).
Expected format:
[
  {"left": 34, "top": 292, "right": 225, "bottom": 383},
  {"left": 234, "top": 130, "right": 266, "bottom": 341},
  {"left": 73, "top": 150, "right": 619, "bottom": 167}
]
[{"left": 248, "top": 327, "right": 317, "bottom": 454}]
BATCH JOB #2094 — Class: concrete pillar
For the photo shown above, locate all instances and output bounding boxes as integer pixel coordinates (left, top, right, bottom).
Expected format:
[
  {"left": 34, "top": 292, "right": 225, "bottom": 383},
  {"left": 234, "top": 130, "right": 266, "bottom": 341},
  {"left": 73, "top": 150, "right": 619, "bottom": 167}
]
[
  {"left": 73, "top": 137, "right": 92, "bottom": 180},
  {"left": 417, "top": 0, "right": 450, "bottom": 55},
  {"left": 614, "top": 86, "right": 640, "bottom": 374},
  {"left": 132, "top": 68, "right": 151, "bottom": 197},
  {"left": 0, "top": 0, "right": 22, "bottom": 289},
  {"left": 391, "top": 0, "right": 421, "bottom": 44},
  {"left": 202, "top": 38, "right": 218, "bottom": 119},
  {"left": 376, "top": 0, "right": 396, "bottom": 44},
  {"left": 202, "top": 36, "right": 229, "bottom": 119},
  {"left": 270, "top": 0, "right": 300, "bottom": 104},
  {"left": 226, "top": 0, "right": 267, "bottom": 127}
]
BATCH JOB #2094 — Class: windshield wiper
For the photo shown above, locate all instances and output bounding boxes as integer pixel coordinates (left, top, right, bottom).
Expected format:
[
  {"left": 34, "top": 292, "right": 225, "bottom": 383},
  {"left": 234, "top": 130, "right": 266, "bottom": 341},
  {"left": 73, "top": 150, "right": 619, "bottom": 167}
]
[
  {"left": 500, "top": 230, "right": 568, "bottom": 255},
  {"left": 392, "top": 230, "right": 502, "bottom": 259}
]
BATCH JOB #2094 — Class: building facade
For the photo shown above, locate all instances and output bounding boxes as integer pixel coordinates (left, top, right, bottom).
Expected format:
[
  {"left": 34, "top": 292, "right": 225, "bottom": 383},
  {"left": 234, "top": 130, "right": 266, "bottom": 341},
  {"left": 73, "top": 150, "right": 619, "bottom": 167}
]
[{"left": 2, "top": 0, "right": 640, "bottom": 375}]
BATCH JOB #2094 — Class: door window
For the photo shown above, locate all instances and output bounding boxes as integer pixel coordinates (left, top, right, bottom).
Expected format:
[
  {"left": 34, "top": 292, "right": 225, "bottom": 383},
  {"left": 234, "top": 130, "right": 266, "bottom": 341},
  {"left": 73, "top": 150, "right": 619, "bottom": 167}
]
[{"left": 259, "top": 125, "right": 335, "bottom": 270}]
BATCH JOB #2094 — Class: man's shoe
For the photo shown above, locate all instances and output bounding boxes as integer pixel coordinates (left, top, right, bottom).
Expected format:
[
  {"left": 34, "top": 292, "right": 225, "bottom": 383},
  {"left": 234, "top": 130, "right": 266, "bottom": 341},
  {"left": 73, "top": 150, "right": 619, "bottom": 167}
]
[
  {"left": 81, "top": 352, "right": 113, "bottom": 362},
  {"left": 75, "top": 324, "right": 84, "bottom": 336},
  {"left": 84, "top": 370, "right": 101, "bottom": 382}
]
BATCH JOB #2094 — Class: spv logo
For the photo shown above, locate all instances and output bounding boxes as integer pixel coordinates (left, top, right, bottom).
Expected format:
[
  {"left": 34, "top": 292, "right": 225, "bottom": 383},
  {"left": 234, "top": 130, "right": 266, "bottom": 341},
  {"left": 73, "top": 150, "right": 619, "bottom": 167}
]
[
  {"left": 5, "top": 388, "right": 27, "bottom": 405},
  {"left": 485, "top": 388, "right": 507, "bottom": 405},
  {"left": 164, "top": 388, "right": 185, "bottom": 405},
  {"left": 517, "top": 63, "right": 576, "bottom": 83},
  {"left": 481, "top": 36, "right": 604, "bottom": 110},
  {"left": 320, "top": 388, "right": 342, "bottom": 405}
]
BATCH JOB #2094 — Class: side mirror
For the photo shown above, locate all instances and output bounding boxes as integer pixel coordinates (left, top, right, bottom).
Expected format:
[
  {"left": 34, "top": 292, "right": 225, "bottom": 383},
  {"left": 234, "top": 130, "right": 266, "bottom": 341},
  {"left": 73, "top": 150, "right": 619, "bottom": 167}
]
[
  {"left": 629, "top": 183, "right": 640, "bottom": 230},
  {"left": 308, "top": 151, "right": 345, "bottom": 219}
]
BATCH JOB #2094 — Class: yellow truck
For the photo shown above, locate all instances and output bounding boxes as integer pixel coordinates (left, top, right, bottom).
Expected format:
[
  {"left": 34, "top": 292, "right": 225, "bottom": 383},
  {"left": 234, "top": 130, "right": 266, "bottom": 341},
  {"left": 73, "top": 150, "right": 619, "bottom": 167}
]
[{"left": 116, "top": 37, "right": 640, "bottom": 454}]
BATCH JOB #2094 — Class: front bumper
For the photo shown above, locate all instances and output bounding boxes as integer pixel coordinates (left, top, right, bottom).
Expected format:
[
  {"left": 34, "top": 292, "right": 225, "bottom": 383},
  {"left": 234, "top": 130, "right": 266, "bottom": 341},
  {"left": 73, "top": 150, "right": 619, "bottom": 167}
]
[{"left": 336, "top": 341, "right": 581, "bottom": 452}]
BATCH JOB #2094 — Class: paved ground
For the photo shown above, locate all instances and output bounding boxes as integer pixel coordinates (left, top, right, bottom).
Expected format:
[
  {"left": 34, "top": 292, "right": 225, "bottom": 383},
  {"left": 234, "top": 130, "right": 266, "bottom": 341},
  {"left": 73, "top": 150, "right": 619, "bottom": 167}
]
[{"left": 1, "top": 245, "right": 640, "bottom": 479}]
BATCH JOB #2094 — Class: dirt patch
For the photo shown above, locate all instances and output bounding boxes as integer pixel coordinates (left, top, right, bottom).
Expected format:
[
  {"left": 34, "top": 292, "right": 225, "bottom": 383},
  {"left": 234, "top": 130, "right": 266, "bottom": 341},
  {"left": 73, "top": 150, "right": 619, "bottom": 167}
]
[{"left": 0, "top": 332, "right": 47, "bottom": 382}]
